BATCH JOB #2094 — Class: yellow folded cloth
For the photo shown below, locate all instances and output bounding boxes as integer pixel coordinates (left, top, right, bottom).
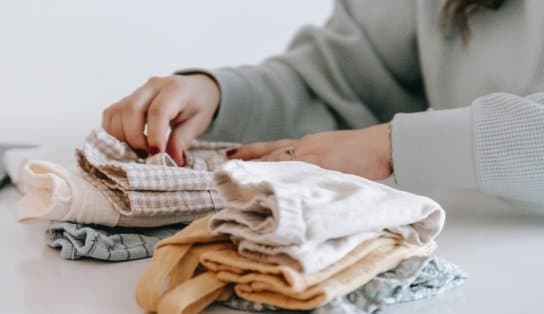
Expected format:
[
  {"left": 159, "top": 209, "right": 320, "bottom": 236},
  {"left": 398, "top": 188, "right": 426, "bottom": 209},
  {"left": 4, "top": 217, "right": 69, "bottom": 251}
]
[{"left": 135, "top": 216, "right": 436, "bottom": 314}]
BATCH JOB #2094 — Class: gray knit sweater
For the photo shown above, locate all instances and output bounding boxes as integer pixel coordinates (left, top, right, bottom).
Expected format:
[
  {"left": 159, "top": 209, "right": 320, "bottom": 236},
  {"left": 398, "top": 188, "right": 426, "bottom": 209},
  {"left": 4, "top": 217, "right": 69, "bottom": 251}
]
[{"left": 191, "top": 0, "right": 544, "bottom": 206}]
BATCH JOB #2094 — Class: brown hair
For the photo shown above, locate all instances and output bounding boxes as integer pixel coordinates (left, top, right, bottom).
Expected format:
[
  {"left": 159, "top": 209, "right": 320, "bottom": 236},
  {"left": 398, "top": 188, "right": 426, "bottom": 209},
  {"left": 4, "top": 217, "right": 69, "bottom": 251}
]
[{"left": 440, "top": 0, "right": 505, "bottom": 44}]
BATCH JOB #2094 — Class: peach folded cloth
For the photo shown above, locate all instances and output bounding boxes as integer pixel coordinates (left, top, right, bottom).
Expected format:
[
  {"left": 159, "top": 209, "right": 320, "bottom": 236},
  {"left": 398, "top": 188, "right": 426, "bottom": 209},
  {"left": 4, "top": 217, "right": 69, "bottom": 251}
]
[
  {"left": 209, "top": 160, "right": 445, "bottom": 273},
  {"left": 135, "top": 216, "right": 436, "bottom": 314},
  {"left": 15, "top": 160, "right": 194, "bottom": 227}
]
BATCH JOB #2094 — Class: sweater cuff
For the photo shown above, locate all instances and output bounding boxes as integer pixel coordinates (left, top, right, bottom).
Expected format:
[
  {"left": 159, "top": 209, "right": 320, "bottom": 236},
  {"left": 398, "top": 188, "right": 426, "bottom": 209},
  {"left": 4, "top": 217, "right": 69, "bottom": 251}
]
[
  {"left": 391, "top": 107, "right": 478, "bottom": 188},
  {"left": 175, "top": 67, "right": 257, "bottom": 142}
]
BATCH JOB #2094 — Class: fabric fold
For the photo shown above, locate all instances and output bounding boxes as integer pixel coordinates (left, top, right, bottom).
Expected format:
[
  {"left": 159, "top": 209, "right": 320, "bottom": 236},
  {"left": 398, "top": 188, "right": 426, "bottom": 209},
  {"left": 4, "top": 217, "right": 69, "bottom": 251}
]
[
  {"left": 221, "top": 255, "right": 467, "bottom": 314},
  {"left": 210, "top": 160, "right": 445, "bottom": 273},
  {"left": 135, "top": 216, "right": 436, "bottom": 313},
  {"left": 14, "top": 160, "right": 198, "bottom": 227},
  {"left": 76, "top": 129, "right": 237, "bottom": 217},
  {"left": 46, "top": 221, "right": 183, "bottom": 261}
]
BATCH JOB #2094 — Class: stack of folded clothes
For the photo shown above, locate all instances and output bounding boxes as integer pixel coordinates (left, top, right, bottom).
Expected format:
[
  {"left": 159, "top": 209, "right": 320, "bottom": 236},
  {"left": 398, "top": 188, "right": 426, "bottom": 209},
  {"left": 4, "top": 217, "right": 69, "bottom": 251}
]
[
  {"left": 7, "top": 129, "right": 237, "bottom": 260},
  {"left": 4, "top": 129, "right": 467, "bottom": 313},
  {"left": 135, "top": 160, "right": 465, "bottom": 314}
]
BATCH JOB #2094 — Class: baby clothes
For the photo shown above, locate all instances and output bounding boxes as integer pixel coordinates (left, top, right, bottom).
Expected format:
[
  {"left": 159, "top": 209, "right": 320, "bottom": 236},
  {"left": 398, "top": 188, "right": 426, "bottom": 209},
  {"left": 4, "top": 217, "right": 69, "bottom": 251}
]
[
  {"left": 47, "top": 221, "right": 183, "bottom": 261},
  {"left": 15, "top": 160, "right": 199, "bottom": 227},
  {"left": 77, "top": 129, "right": 236, "bottom": 217},
  {"left": 221, "top": 255, "right": 467, "bottom": 314},
  {"left": 210, "top": 160, "right": 445, "bottom": 273},
  {"left": 135, "top": 216, "right": 436, "bottom": 313},
  {"left": 3, "top": 145, "right": 74, "bottom": 191}
]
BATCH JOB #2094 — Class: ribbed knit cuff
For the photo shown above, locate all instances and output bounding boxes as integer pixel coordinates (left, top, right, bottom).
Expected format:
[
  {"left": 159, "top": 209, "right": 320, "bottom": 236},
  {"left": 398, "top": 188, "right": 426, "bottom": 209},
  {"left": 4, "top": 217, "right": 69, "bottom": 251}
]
[{"left": 391, "top": 107, "right": 478, "bottom": 188}]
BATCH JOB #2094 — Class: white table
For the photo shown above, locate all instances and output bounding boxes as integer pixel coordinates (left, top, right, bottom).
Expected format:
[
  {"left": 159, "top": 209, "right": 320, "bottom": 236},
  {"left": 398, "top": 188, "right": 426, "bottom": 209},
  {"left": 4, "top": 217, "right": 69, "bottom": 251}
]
[{"left": 1, "top": 184, "right": 543, "bottom": 314}]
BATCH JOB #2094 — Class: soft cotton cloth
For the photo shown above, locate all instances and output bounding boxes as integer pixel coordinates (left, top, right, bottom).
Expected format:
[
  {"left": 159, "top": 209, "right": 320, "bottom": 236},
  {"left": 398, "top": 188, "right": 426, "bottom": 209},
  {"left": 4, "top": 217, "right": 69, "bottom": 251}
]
[
  {"left": 15, "top": 160, "right": 198, "bottom": 227},
  {"left": 3, "top": 145, "right": 73, "bottom": 191},
  {"left": 135, "top": 216, "right": 436, "bottom": 313},
  {"left": 77, "top": 129, "right": 236, "bottom": 216},
  {"left": 210, "top": 160, "right": 445, "bottom": 273},
  {"left": 47, "top": 221, "right": 183, "bottom": 261},
  {"left": 222, "top": 255, "right": 467, "bottom": 314}
]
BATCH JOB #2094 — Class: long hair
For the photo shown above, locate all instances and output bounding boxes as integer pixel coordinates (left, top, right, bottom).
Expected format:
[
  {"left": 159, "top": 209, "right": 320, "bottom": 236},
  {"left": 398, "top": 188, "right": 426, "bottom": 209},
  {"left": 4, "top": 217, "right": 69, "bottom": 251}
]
[{"left": 440, "top": 0, "right": 505, "bottom": 44}]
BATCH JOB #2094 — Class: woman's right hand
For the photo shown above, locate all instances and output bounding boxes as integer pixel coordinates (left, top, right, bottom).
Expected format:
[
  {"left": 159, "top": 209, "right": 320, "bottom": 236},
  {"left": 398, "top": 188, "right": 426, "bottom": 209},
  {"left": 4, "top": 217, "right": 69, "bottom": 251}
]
[{"left": 102, "top": 74, "right": 220, "bottom": 166}]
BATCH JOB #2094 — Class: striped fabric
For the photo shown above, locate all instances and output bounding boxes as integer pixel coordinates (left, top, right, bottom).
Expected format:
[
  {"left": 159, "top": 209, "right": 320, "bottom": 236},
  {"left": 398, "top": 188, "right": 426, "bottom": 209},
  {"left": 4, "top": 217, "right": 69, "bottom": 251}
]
[{"left": 47, "top": 221, "right": 183, "bottom": 261}]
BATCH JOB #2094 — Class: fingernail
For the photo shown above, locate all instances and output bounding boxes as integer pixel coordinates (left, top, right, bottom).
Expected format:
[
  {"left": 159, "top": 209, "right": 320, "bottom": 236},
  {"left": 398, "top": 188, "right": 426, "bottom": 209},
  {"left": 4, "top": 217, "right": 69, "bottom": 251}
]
[
  {"left": 135, "top": 149, "right": 148, "bottom": 158},
  {"left": 226, "top": 148, "right": 237, "bottom": 157},
  {"left": 149, "top": 146, "right": 160, "bottom": 156},
  {"left": 179, "top": 151, "right": 187, "bottom": 167}
]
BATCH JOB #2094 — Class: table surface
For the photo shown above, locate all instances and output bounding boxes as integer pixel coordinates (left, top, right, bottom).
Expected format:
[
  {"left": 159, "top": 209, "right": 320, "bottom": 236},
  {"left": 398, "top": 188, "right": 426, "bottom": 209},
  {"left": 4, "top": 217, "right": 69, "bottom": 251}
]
[{"left": 1, "top": 184, "right": 543, "bottom": 314}]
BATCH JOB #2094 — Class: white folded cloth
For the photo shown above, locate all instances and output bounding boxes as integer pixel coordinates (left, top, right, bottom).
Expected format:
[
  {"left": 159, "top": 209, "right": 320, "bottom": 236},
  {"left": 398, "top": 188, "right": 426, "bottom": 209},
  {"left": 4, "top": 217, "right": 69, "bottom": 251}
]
[
  {"left": 4, "top": 146, "right": 75, "bottom": 191},
  {"left": 210, "top": 160, "right": 445, "bottom": 273},
  {"left": 15, "top": 160, "right": 192, "bottom": 227}
]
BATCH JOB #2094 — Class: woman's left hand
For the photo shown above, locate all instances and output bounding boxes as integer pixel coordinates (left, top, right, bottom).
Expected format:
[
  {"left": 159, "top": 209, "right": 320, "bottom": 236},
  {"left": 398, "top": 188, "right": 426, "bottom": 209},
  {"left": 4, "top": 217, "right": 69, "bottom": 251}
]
[{"left": 226, "top": 123, "right": 393, "bottom": 180}]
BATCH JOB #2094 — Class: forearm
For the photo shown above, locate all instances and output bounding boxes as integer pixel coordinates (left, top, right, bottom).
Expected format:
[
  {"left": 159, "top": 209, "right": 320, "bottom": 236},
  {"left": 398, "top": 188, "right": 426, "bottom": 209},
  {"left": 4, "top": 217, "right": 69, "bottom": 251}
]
[
  {"left": 392, "top": 92, "right": 544, "bottom": 206},
  {"left": 180, "top": 0, "right": 425, "bottom": 143}
]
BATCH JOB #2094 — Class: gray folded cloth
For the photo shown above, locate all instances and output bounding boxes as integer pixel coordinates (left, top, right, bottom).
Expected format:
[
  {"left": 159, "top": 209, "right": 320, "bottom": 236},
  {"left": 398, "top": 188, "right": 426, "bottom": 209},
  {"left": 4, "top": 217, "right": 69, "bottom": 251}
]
[
  {"left": 221, "top": 255, "right": 467, "bottom": 314},
  {"left": 46, "top": 221, "right": 183, "bottom": 261}
]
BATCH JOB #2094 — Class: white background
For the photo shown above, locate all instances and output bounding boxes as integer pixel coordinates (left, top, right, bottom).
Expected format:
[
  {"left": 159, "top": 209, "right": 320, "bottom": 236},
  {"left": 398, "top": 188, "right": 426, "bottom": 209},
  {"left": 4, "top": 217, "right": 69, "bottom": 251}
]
[{"left": 0, "top": 0, "right": 332, "bottom": 144}]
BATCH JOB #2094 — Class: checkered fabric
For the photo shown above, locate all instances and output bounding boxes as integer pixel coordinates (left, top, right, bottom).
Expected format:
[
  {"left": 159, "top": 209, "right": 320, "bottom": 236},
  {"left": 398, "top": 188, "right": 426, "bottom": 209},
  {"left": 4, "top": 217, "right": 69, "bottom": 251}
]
[{"left": 77, "top": 129, "right": 238, "bottom": 218}]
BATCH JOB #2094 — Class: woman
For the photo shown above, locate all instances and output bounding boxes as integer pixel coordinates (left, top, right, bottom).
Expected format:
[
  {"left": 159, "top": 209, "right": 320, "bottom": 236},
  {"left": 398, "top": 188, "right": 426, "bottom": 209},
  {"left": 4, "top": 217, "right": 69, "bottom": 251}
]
[{"left": 102, "top": 0, "right": 544, "bottom": 206}]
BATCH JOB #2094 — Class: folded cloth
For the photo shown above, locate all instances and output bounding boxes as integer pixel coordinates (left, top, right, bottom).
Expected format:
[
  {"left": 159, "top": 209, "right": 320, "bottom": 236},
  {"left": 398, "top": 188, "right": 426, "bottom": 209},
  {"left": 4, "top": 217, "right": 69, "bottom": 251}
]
[
  {"left": 135, "top": 216, "right": 436, "bottom": 313},
  {"left": 47, "top": 221, "right": 183, "bottom": 261},
  {"left": 15, "top": 160, "right": 199, "bottom": 227},
  {"left": 210, "top": 160, "right": 445, "bottom": 273},
  {"left": 221, "top": 255, "right": 467, "bottom": 314},
  {"left": 77, "top": 129, "right": 237, "bottom": 217},
  {"left": 3, "top": 145, "right": 74, "bottom": 191}
]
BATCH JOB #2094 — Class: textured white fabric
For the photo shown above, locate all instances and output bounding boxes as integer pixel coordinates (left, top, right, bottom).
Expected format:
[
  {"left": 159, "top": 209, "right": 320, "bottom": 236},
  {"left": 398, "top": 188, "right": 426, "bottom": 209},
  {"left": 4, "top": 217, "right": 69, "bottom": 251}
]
[
  {"left": 4, "top": 146, "right": 75, "bottom": 192},
  {"left": 14, "top": 160, "right": 203, "bottom": 227},
  {"left": 210, "top": 160, "right": 445, "bottom": 273},
  {"left": 16, "top": 160, "right": 120, "bottom": 226}
]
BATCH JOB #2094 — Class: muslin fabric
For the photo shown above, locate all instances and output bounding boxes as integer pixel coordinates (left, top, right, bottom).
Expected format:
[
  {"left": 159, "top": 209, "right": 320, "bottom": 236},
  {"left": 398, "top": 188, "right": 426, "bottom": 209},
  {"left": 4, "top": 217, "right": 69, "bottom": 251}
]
[
  {"left": 210, "top": 160, "right": 445, "bottom": 273},
  {"left": 15, "top": 160, "right": 198, "bottom": 227},
  {"left": 76, "top": 128, "right": 237, "bottom": 217},
  {"left": 135, "top": 216, "right": 436, "bottom": 313}
]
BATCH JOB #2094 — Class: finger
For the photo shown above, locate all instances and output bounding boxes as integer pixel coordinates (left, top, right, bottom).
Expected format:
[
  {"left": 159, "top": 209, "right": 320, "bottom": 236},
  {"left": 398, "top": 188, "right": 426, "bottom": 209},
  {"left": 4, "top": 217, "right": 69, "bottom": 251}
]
[
  {"left": 166, "top": 116, "right": 203, "bottom": 166},
  {"left": 121, "top": 87, "right": 157, "bottom": 153},
  {"left": 146, "top": 84, "right": 186, "bottom": 154},
  {"left": 109, "top": 109, "right": 126, "bottom": 142},
  {"left": 228, "top": 139, "right": 296, "bottom": 160},
  {"left": 102, "top": 107, "right": 113, "bottom": 133}
]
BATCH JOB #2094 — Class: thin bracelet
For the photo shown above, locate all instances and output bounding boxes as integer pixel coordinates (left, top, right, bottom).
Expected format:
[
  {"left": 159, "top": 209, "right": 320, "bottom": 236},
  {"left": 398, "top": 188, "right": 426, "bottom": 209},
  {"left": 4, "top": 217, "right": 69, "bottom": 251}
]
[{"left": 386, "top": 123, "right": 394, "bottom": 174}]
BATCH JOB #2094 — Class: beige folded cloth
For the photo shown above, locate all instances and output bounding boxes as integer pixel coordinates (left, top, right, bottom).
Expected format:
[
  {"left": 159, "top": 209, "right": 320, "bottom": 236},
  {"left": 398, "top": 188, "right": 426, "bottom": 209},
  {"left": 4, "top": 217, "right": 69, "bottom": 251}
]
[
  {"left": 4, "top": 145, "right": 76, "bottom": 192},
  {"left": 77, "top": 129, "right": 237, "bottom": 217},
  {"left": 15, "top": 160, "right": 196, "bottom": 227},
  {"left": 135, "top": 216, "right": 436, "bottom": 313},
  {"left": 210, "top": 160, "right": 445, "bottom": 273}
]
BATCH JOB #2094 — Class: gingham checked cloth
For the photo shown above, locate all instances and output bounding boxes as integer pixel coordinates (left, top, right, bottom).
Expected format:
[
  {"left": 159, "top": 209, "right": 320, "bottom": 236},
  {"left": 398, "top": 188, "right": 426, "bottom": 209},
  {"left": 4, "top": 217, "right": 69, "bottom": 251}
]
[{"left": 77, "top": 129, "right": 238, "bottom": 218}]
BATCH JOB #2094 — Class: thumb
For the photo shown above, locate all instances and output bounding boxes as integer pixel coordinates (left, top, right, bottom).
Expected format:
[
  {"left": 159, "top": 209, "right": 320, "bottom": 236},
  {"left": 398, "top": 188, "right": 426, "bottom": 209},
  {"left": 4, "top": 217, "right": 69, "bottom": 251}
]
[{"left": 166, "top": 117, "right": 203, "bottom": 166}]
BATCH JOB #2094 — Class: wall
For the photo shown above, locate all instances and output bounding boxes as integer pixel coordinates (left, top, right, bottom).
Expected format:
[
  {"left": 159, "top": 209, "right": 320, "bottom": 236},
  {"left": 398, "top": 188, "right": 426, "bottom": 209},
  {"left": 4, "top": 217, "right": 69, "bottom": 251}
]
[{"left": 0, "top": 0, "right": 332, "bottom": 144}]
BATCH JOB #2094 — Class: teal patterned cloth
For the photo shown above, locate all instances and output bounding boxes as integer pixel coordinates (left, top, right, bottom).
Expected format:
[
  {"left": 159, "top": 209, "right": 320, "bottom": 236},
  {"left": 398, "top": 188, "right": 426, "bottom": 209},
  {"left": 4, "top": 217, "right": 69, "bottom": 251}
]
[
  {"left": 46, "top": 221, "right": 182, "bottom": 261},
  {"left": 220, "top": 255, "right": 467, "bottom": 314}
]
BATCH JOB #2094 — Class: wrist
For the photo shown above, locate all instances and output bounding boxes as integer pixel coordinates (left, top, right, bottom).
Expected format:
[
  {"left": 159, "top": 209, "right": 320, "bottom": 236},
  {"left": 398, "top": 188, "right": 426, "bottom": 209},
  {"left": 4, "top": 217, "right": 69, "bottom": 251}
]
[{"left": 176, "top": 72, "right": 221, "bottom": 120}]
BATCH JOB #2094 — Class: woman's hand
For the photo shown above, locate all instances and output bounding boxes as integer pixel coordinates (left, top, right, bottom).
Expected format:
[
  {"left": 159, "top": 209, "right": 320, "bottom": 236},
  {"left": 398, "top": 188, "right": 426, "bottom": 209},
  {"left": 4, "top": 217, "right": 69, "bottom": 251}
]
[
  {"left": 102, "top": 74, "right": 220, "bottom": 165},
  {"left": 227, "top": 124, "right": 393, "bottom": 180}
]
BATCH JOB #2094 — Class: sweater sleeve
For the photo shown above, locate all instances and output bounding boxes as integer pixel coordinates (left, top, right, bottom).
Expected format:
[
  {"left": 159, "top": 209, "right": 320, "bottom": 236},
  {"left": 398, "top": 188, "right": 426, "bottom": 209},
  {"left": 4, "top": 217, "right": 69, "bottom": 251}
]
[
  {"left": 392, "top": 92, "right": 544, "bottom": 206},
  {"left": 186, "top": 0, "right": 426, "bottom": 143}
]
